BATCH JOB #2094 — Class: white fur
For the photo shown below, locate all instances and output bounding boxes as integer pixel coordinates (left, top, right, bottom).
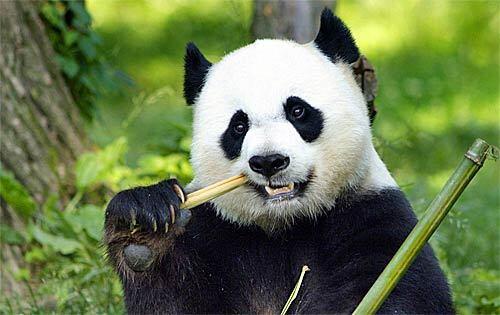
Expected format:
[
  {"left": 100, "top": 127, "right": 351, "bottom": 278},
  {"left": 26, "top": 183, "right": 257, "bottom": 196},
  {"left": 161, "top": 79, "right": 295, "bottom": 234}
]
[{"left": 188, "top": 39, "right": 397, "bottom": 230}]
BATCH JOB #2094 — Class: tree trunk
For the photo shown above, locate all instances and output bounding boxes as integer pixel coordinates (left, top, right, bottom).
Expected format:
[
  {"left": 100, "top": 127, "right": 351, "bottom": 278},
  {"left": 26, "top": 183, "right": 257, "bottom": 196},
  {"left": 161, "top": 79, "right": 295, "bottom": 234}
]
[
  {"left": 252, "top": 0, "right": 336, "bottom": 43},
  {"left": 0, "top": 0, "right": 88, "bottom": 296}
]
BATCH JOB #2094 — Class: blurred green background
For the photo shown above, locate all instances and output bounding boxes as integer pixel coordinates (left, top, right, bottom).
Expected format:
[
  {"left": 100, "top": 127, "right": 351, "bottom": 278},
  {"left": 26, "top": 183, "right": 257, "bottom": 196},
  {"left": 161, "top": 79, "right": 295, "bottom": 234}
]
[{"left": 2, "top": 0, "right": 498, "bottom": 314}]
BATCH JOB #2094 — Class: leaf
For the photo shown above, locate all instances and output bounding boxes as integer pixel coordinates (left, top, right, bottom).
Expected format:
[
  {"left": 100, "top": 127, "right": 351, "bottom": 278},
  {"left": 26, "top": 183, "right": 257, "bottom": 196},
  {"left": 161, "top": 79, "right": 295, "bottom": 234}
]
[
  {"left": 0, "top": 167, "right": 36, "bottom": 219},
  {"left": 78, "top": 37, "right": 97, "bottom": 60},
  {"left": 75, "top": 137, "right": 128, "bottom": 190},
  {"left": 137, "top": 153, "right": 192, "bottom": 181},
  {"left": 74, "top": 205, "right": 104, "bottom": 241},
  {"left": 0, "top": 224, "right": 25, "bottom": 245},
  {"left": 14, "top": 268, "right": 30, "bottom": 282},
  {"left": 55, "top": 54, "right": 79, "bottom": 78},
  {"left": 29, "top": 224, "right": 82, "bottom": 255},
  {"left": 24, "top": 248, "right": 46, "bottom": 263},
  {"left": 68, "top": 2, "right": 91, "bottom": 31},
  {"left": 88, "top": 31, "right": 103, "bottom": 46},
  {"left": 40, "top": 3, "right": 65, "bottom": 29},
  {"left": 179, "top": 136, "right": 192, "bottom": 152},
  {"left": 63, "top": 30, "right": 80, "bottom": 46},
  {"left": 75, "top": 154, "right": 102, "bottom": 191},
  {"left": 62, "top": 212, "right": 83, "bottom": 234},
  {"left": 80, "top": 74, "right": 97, "bottom": 93},
  {"left": 81, "top": 268, "right": 105, "bottom": 284},
  {"left": 41, "top": 194, "right": 82, "bottom": 237}
]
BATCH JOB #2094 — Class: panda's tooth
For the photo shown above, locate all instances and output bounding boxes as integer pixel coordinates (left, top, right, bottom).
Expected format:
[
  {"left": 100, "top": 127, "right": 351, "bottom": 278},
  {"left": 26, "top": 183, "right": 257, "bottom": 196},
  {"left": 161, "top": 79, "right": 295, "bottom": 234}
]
[
  {"left": 265, "top": 186, "right": 275, "bottom": 196},
  {"left": 264, "top": 183, "right": 295, "bottom": 197}
]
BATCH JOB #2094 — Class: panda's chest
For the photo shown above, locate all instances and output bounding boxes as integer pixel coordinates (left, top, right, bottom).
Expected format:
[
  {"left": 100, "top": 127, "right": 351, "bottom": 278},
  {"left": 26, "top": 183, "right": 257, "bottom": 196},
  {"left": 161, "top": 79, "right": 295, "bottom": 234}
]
[{"left": 219, "top": 232, "right": 321, "bottom": 313}]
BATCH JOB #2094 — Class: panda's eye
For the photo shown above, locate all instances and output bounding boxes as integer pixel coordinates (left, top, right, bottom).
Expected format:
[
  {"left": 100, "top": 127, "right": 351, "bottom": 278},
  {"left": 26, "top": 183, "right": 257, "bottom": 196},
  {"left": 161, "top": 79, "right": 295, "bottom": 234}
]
[
  {"left": 291, "top": 105, "right": 305, "bottom": 119},
  {"left": 233, "top": 122, "right": 246, "bottom": 134}
]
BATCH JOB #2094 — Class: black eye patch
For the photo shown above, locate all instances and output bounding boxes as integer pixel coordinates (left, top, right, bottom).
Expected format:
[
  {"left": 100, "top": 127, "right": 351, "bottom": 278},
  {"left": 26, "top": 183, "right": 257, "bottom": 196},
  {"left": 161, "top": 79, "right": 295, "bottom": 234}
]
[
  {"left": 284, "top": 96, "right": 324, "bottom": 142},
  {"left": 220, "top": 110, "right": 249, "bottom": 160}
]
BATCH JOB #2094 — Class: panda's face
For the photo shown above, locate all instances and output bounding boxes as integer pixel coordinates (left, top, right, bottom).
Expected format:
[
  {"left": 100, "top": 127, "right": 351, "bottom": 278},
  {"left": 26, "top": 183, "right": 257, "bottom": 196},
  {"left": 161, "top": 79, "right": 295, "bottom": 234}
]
[
  {"left": 189, "top": 39, "right": 372, "bottom": 228},
  {"left": 185, "top": 10, "right": 388, "bottom": 229}
]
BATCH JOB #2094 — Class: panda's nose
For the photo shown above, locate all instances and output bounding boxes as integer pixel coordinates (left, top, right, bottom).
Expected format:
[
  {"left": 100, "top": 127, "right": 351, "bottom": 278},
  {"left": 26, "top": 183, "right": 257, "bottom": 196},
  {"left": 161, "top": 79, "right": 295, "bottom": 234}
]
[{"left": 249, "top": 154, "right": 290, "bottom": 177}]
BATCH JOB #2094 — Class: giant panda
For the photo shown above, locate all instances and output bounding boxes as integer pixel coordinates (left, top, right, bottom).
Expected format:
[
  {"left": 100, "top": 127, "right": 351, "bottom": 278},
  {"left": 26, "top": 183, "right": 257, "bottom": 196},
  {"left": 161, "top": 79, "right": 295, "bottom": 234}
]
[{"left": 104, "top": 8, "right": 454, "bottom": 314}]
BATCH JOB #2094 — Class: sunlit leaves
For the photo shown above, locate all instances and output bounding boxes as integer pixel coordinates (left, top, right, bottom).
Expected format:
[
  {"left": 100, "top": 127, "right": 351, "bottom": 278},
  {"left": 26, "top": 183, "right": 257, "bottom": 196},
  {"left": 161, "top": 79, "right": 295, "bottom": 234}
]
[
  {"left": 0, "top": 167, "right": 36, "bottom": 219},
  {"left": 29, "top": 224, "right": 82, "bottom": 255},
  {"left": 75, "top": 137, "right": 128, "bottom": 191}
]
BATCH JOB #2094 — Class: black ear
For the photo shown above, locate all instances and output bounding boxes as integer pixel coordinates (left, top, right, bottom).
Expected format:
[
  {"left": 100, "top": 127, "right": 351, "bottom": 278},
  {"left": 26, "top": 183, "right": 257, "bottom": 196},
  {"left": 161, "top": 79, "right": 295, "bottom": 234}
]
[
  {"left": 314, "top": 8, "right": 360, "bottom": 64},
  {"left": 184, "top": 42, "right": 212, "bottom": 105}
]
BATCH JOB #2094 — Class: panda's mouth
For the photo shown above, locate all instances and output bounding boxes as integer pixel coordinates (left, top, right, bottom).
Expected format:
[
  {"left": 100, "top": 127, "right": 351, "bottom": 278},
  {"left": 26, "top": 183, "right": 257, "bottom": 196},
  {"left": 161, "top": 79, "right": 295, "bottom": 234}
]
[
  {"left": 264, "top": 183, "right": 296, "bottom": 197},
  {"left": 250, "top": 177, "right": 310, "bottom": 202}
]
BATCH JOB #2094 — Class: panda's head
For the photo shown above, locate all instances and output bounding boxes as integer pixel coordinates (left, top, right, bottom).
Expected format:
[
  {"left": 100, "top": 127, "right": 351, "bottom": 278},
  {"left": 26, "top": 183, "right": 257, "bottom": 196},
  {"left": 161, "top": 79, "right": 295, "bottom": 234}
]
[{"left": 185, "top": 9, "right": 395, "bottom": 230}]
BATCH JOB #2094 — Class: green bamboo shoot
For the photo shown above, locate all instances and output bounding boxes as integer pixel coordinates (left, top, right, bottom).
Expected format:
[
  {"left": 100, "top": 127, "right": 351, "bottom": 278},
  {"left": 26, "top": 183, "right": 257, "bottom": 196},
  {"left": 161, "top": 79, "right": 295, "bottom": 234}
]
[{"left": 353, "top": 139, "right": 496, "bottom": 315}]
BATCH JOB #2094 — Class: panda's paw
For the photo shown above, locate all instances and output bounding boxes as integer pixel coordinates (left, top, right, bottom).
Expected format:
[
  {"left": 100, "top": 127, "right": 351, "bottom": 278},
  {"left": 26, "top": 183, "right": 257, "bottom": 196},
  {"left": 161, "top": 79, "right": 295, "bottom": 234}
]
[
  {"left": 105, "top": 178, "right": 191, "bottom": 234},
  {"left": 104, "top": 179, "right": 192, "bottom": 272}
]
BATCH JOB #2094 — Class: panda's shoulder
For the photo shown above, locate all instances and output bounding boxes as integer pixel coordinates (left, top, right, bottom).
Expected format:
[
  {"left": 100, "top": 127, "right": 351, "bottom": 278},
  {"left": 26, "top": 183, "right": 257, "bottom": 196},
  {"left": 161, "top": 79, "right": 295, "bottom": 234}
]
[
  {"left": 321, "top": 188, "right": 418, "bottom": 249},
  {"left": 334, "top": 188, "right": 415, "bottom": 222}
]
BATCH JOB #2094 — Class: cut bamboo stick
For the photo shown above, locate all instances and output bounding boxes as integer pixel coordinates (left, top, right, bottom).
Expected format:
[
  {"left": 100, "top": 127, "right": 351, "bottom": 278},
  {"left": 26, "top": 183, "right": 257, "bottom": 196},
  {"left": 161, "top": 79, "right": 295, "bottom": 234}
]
[
  {"left": 180, "top": 174, "right": 248, "bottom": 210},
  {"left": 186, "top": 174, "right": 245, "bottom": 199}
]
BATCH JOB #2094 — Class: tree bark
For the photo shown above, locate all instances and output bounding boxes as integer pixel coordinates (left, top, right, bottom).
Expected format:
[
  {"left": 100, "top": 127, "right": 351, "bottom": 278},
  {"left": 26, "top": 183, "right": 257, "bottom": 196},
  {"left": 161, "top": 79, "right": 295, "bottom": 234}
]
[
  {"left": 0, "top": 0, "right": 88, "bottom": 296},
  {"left": 252, "top": 0, "right": 336, "bottom": 43}
]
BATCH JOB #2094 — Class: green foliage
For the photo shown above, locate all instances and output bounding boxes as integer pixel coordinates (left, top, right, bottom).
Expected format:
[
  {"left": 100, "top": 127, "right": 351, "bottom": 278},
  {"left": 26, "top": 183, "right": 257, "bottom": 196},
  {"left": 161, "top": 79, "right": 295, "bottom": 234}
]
[
  {"left": 75, "top": 137, "right": 128, "bottom": 191},
  {"left": 40, "top": 0, "right": 120, "bottom": 120},
  {"left": 0, "top": 224, "right": 25, "bottom": 246},
  {"left": 0, "top": 198, "right": 122, "bottom": 313},
  {"left": 75, "top": 137, "right": 192, "bottom": 193},
  {"left": 0, "top": 167, "right": 36, "bottom": 219},
  {"left": 454, "top": 268, "right": 500, "bottom": 314},
  {"left": 0, "top": 133, "right": 191, "bottom": 313}
]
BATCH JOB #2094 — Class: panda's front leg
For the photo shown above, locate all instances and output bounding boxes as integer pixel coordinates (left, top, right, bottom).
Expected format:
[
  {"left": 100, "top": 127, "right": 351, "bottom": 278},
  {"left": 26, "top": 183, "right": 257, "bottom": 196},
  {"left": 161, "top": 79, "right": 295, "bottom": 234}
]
[{"left": 104, "top": 179, "right": 194, "bottom": 314}]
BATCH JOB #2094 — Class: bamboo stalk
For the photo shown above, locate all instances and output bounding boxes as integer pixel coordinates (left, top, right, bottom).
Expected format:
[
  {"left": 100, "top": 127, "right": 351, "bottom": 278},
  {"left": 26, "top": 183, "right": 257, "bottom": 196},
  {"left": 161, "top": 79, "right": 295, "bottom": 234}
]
[
  {"left": 353, "top": 139, "right": 496, "bottom": 315},
  {"left": 180, "top": 174, "right": 248, "bottom": 210}
]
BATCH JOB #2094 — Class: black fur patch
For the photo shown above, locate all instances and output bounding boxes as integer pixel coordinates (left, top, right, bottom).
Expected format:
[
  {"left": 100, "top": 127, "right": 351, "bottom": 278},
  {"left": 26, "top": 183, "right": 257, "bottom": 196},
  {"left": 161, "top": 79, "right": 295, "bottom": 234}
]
[
  {"left": 314, "top": 8, "right": 360, "bottom": 64},
  {"left": 220, "top": 110, "right": 249, "bottom": 160},
  {"left": 184, "top": 42, "right": 212, "bottom": 105},
  {"left": 106, "top": 188, "right": 454, "bottom": 314},
  {"left": 284, "top": 96, "right": 324, "bottom": 142}
]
